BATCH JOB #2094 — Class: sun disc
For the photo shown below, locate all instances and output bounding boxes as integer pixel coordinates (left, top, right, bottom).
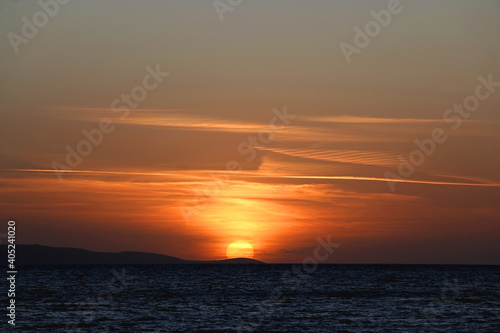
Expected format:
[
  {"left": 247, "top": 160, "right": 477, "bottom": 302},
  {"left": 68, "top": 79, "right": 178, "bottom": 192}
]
[{"left": 226, "top": 240, "right": 254, "bottom": 259}]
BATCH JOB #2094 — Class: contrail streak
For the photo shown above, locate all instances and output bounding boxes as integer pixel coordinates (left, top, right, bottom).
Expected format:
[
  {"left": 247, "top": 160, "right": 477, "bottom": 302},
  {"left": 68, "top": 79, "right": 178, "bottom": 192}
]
[
  {"left": 7, "top": 169, "right": 500, "bottom": 188},
  {"left": 281, "top": 175, "right": 500, "bottom": 187}
]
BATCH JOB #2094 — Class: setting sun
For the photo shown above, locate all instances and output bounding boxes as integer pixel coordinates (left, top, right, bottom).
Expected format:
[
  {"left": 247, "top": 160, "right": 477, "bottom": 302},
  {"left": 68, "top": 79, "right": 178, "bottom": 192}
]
[{"left": 226, "top": 240, "right": 254, "bottom": 259}]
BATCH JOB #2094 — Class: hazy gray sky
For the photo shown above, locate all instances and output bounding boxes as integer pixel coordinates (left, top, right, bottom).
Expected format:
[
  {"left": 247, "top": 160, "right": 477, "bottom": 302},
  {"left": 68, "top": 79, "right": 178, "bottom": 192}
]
[{"left": 1, "top": 0, "right": 499, "bottom": 263}]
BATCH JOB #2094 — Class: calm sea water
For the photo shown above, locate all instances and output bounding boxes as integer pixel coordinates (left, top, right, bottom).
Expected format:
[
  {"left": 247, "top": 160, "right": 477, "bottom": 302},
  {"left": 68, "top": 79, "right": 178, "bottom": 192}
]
[{"left": 10, "top": 264, "right": 500, "bottom": 332}]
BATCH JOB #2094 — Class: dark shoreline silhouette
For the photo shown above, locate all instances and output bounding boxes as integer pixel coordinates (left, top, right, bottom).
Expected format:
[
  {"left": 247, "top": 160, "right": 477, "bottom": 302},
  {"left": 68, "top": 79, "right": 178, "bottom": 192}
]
[{"left": 1, "top": 244, "right": 265, "bottom": 265}]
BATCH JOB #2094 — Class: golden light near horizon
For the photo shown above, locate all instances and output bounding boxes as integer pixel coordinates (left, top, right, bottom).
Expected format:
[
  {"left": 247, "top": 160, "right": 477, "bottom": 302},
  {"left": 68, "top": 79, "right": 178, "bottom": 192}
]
[{"left": 226, "top": 240, "right": 254, "bottom": 259}]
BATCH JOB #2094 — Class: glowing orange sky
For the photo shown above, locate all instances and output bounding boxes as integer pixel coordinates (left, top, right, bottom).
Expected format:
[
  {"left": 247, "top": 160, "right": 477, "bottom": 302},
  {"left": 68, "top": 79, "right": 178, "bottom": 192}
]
[{"left": 1, "top": 1, "right": 499, "bottom": 264}]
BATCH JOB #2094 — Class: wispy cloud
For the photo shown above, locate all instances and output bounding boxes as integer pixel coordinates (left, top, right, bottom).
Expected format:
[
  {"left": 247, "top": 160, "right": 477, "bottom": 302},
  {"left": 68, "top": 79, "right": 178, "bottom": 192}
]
[
  {"left": 45, "top": 107, "right": 270, "bottom": 133},
  {"left": 259, "top": 147, "right": 398, "bottom": 167},
  {"left": 300, "top": 115, "right": 445, "bottom": 124}
]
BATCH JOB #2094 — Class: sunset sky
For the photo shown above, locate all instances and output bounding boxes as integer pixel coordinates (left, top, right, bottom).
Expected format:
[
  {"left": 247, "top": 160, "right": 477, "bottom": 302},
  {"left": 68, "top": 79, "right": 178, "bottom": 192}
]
[{"left": 1, "top": 0, "right": 499, "bottom": 264}]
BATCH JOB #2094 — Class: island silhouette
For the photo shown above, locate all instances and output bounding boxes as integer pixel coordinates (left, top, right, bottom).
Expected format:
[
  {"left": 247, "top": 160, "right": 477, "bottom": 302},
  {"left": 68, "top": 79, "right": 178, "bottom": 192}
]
[{"left": 1, "top": 244, "right": 265, "bottom": 265}]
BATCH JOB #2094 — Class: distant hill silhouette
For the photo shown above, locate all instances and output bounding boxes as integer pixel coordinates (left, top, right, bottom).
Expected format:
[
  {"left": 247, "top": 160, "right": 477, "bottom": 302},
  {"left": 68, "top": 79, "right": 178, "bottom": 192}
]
[{"left": 1, "top": 244, "right": 265, "bottom": 265}]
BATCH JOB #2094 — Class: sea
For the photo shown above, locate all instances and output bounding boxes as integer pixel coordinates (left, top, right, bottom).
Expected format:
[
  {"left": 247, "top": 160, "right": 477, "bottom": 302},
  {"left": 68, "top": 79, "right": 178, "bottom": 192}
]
[{"left": 10, "top": 264, "right": 500, "bottom": 332}]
